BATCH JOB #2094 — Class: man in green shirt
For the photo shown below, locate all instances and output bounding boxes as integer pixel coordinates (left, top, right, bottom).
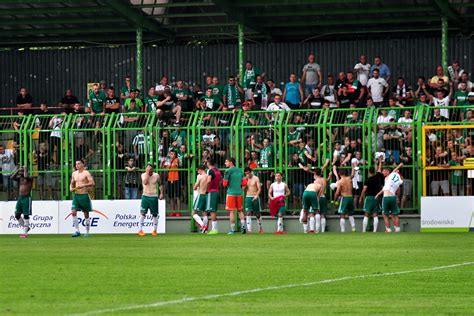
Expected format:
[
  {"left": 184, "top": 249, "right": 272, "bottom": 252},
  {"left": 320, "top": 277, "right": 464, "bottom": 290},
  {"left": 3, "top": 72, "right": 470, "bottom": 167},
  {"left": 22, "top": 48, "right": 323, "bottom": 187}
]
[
  {"left": 124, "top": 89, "right": 144, "bottom": 111},
  {"left": 223, "top": 157, "right": 246, "bottom": 234},
  {"left": 448, "top": 152, "right": 464, "bottom": 196},
  {"left": 120, "top": 75, "right": 136, "bottom": 101},
  {"left": 144, "top": 86, "right": 159, "bottom": 113},
  {"left": 259, "top": 138, "right": 274, "bottom": 169},
  {"left": 172, "top": 80, "right": 192, "bottom": 112},
  {"left": 87, "top": 83, "right": 106, "bottom": 115},
  {"left": 243, "top": 61, "right": 263, "bottom": 101},
  {"left": 198, "top": 88, "right": 222, "bottom": 112},
  {"left": 223, "top": 76, "right": 244, "bottom": 110},
  {"left": 208, "top": 76, "right": 224, "bottom": 104}
]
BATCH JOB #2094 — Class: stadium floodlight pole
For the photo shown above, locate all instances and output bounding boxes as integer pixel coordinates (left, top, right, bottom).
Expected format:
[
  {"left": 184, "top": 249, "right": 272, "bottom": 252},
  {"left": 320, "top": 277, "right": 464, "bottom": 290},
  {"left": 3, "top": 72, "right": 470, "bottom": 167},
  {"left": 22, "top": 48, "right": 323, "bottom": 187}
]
[
  {"left": 136, "top": 27, "right": 143, "bottom": 92},
  {"left": 441, "top": 16, "right": 448, "bottom": 73},
  {"left": 238, "top": 23, "right": 244, "bottom": 86}
]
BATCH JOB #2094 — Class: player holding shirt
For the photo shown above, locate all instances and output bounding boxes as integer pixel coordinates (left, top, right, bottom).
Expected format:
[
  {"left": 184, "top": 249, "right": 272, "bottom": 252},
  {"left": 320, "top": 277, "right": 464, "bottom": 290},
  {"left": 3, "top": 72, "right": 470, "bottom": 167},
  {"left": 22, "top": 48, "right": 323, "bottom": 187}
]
[
  {"left": 223, "top": 158, "right": 246, "bottom": 234},
  {"left": 192, "top": 165, "right": 209, "bottom": 233},
  {"left": 243, "top": 167, "right": 263, "bottom": 234},
  {"left": 334, "top": 167, "right": 356, "bottom": 233},
  {"left": 359, "top": 158, "right": 384, "bottom": 232},
  {"left": 268, "top": 172, "right": 291, "bottom": 234},
  {"left": 138, "top": 163, "right": 164, "bottom": 237},
  {"left": 206, "top": 159, "right": 222, "bottom": 235},
  {"left": 11, "top": 166, "right": 33, "bottom": 238},
  {"left": 70, "top": 159, "right": 95, "bottom": 237},
  {"left": 376, "top": 163, "right": 404, "bottom": 233}
]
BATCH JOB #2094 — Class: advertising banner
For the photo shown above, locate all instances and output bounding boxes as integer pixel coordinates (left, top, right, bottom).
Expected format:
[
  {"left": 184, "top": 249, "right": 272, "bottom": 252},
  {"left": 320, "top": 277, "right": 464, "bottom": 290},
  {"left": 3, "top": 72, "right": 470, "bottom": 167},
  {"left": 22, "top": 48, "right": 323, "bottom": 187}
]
[
  {"left": 421, "top": 197, "right": 474, "bottom": 232},
  {"left": 1, "top": 200, "right": 166, "bottom": 235}
]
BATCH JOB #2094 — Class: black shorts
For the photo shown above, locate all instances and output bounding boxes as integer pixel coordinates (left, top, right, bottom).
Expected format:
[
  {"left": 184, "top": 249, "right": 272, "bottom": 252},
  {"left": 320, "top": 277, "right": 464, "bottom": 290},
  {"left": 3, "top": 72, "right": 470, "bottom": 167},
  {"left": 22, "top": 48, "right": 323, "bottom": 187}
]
[{"left": 167, "top": 181, "right": 180, "bottom": 198}]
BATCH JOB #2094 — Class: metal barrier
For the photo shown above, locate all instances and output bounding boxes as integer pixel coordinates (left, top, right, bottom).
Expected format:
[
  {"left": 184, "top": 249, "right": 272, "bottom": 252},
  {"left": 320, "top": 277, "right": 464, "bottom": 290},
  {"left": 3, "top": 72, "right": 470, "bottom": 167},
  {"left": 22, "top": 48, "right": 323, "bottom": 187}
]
[{"left": 3, "top": 106, "right": 470, "bottom": 214}]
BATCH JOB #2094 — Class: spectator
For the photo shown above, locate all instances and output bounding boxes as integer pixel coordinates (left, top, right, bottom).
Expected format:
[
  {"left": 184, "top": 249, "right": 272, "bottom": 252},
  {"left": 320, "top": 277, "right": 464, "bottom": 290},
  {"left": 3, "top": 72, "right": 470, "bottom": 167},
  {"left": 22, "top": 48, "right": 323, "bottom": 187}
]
[
  {"left": 458, "top": 72, "right": 473, "bottom": 91},
  {"left": 351, "top": 151, "right": 365, "bottom": 208},
  {"left": 370, "top": 56, "right": 391, "bottom": 81},
  {"left": 156, "top": 88, "right": 181, "bottom": 127},
  {"left": 454, "top": 82, "right": 470, "bottom": 107},
  {"left": 303, "top": 87, "right": 324, "bottom": 109},
  {"left": 16, "top": 87, "right": 33, "bottom": 114},
  {"left": 120, "top": 75, "right": 135, "bottom": 100},
  {"left": 87, "top": 83, "right": 106, "bottom": 115},
  {"left": 383, "top": 120, "right": 402, "bottom": 163},
  {"left": 124, "top": 158, "right": 139, "bottom": 199},
  {"left": 345, "top": 71, "right": 364, "bottom": 106},
  {"left": 398, "top": 110, "right": 413, "bottom": 136},
  {"left": 430, "top": 146, "right": 449, "bottom": 196},
  {"left": 367, "top": 69, "right": 389, "bottom": 107},
  {"left": 205, "top": 76, "right": 213, "bottom": 89},
  {"left": 209, "top": 77, "right": 224, "bottom": 106},
  {"left": 387, "top": 98, "right": 402, "bottom": 120},
  {"left": 155, "top": 76, "right": 171, "bottom": 95},
  {"left": 267, "top": 94, "right": 291, "bottom": 111},
  {"left": 335, "top": 72, "right": 347, "bottom": 91},
  {"left": 223, "top": 76, "right": 244, "bottom": 110},
  {"left": 338, "top": 85, "right": 352, "bottom": 108},
  {"left": 0, "top": 144, "right": 17, "bottom": 200},
  {"left": 428, "top": 108, "right": 448, "bottom": 123},
  {"left": 164, "top": 150, "right": 181, "bottom": 210},
  {"left": 133, "top": 130, "right": 151, "bottom": 169},
  {"left": 344, "top": 111, "right": 362, "bottom": 142},
  {"left": 429, "top": 66, "right": 449, "bottom": 89},
  {"left": 36, "top": 103, "right": 54, "bottom": 115},
  {"left": 145, "top": 86, "right": 159, "bottom": 112},
  {"left": 353, "top": 54, "right": 371, "bottom": 86},
  {"left": 424, "top": 82, "right": 454, "bottom": 119},
  {"left": 448, "top": 151, "right": 464, "bottom": 196},
  {"left": 266, "top": 79, "right": 282, "bottom": 103},
  {"left": 448, "top": 60, "right": 464, "bottom": 87},
  {"left": 392, "top": 77, "right": 413, "bottom": 106},
  {"left": 58, "top": 89, "right": 80, "bottom": 113},
  {"left": 243, "top": 61, "right": 262, "bottom": 100},
  {"left": 283, "top": 73, "right": 304, "bottom": 109},
  {"left": 173, "top": 80, "right": 192, "bottom": 112},
  {"left": 34, "top": 142, "right": 56, "bottom": 200},
  {"left": 124, "top": 89, "right": 144, "bottom": 111},
  {"left": 321, "top": 74, "right": 337, "bottom": 108},
  {"left": 288, "top": 152, "right": 305, "bottom": 208},
  {"left": 399, "top": 146, "right": 413, "bottom": 208},
  {"left": 99, "top": 80, "right": 107, "bottom": 94},
  {"left": 251, "top": 75, "right": 270, "bottom": 110},
  {"left": 48, "top": 115, "right": 63, "bottom": 165},
  {"left": 301, "top": 53, "right": 322, "bottom": 96},
  {"left": 105, "top": 87, "right": 121, "bottom": 114}
]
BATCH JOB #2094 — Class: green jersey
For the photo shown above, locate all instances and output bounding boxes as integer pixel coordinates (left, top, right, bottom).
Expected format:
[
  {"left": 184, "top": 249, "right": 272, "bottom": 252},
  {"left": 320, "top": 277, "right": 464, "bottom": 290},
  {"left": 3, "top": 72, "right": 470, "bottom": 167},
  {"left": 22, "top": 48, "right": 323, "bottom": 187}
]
[
  {"left": 454, "top": 91, "right": 469, "bottom": 106},
  {"left": 121, "top": 85, "right": 136, "bottom": 98},
  {"left": 243, "top": 67, "right": 260, "bottom": 89},
  {"left": 448, "top": 160, "right": 463, "bottom": 185},
  {"left": 223, "top": 84, "right": 242, "bottom": 109},
  {"left": 287, "top": 131, "right": 301, "bottom": 156},
  {"left": 125, "top": 107, "right": 140, "bottom": 127},
  {"left": 200, "top": 95, "right": 220, "bottom": 111},
  {"left": 240, "top": 112, "right": 256, "bottom": 125},
  {"left": 173, "top": 88, "right": 191, "bottom": 103},
  {"left": 124, "top": 98, "right": 144, "bottom": 110},
  {"left": 145, "top": 95, "right": 159, "bottom": 112},
  {"left": 88, "top": 91, "right": 106, "bottom": 113},
  {"left": 298, "top": 147, "right": 309, "bottom": 165},
  {"left": 224, "top": 167, "right": 244, "bottom": 196},
  {"left": 208, "top": 84, "right": 224, "bottom": 103},
  {"left": 170, "top": 130, "right": 186, "bottom": 147},
  {"left": 259, "top": 145, "right": 274, "bottom": 168}
]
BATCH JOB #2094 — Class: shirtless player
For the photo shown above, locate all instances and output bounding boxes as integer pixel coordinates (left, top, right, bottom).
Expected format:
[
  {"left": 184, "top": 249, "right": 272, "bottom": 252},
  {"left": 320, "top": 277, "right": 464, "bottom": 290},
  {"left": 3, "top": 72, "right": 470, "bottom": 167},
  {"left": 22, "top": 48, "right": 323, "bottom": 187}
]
[
  {"left": 138, "top": 163, "right": 164, "bottom": 236},
  {"left": 301, "top": 179, "right": 323, "bottom": 233},
  {"left": 11, "top": 166, "right": 33, "bottom": 238},
  {"left": 244, "top": 167, "right": 263, "bottom": 234},
  {"left": 192, "top": 165, "right": 209, "bottom": 233},
  {"left": 70, "top": 159, "right": 95, "bottom": 237},
  {"left": 334, "top": 167, "right": 356, "bottom": 233}
]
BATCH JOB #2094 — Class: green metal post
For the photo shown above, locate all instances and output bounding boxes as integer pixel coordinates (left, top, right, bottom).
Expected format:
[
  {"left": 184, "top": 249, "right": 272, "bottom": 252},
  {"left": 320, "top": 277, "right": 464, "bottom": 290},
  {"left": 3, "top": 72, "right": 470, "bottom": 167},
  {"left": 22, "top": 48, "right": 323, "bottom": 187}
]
[
  {"left": 441, "top": 16, "right": 448, "bottom": 73},
  {"left": 136, "top": 27, "right": 143, "bottom": 92},
  {"left": 416, "top": 105, "right": 424, "bottom": 212},
  {"left": 238, "top": 23, "right": 245, "bottom": 86}
]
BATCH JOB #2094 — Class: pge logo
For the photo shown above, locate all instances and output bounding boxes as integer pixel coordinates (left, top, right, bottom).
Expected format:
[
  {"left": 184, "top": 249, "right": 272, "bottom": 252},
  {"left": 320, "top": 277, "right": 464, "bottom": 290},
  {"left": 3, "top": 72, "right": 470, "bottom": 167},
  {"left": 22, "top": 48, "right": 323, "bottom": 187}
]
[{"left": 64, "top": 210, "right": 109, "bottom": 227}]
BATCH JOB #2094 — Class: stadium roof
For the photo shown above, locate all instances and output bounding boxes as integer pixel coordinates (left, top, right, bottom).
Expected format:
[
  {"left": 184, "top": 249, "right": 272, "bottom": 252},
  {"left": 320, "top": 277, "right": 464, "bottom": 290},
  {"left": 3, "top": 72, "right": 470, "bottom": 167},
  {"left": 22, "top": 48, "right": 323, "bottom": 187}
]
[{"left": 0, "top": 0, "right": 473, "bottom": 47}]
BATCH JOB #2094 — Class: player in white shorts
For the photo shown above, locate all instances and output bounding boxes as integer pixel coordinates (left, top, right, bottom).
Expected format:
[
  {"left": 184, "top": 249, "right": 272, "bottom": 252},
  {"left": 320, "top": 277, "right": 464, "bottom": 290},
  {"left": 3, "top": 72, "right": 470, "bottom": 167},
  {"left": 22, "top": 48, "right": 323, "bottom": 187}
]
[{"left": 376, "top": 163, "right": 403, "bottom": 233}]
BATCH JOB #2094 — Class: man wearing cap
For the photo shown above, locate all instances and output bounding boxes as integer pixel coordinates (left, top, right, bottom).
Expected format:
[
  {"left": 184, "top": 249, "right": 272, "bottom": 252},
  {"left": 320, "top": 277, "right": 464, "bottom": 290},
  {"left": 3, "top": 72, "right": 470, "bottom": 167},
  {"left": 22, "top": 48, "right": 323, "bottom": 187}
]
[{"left": 138, "top": 163, "right": 164, "bottom": 237}]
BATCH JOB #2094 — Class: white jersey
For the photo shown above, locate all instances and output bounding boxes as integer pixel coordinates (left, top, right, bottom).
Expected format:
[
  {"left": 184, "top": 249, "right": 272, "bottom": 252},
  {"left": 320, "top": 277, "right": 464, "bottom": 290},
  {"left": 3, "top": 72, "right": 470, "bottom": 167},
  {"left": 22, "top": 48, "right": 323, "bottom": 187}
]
[
  {"left": 433, "top": 96, "right": 450, "bottom": 119},
  {"left": 383, "top": 172, "right": 403, "bottom": 195},
  {"left": 271, "top": 182, "right": 286, "bottom": 198}
]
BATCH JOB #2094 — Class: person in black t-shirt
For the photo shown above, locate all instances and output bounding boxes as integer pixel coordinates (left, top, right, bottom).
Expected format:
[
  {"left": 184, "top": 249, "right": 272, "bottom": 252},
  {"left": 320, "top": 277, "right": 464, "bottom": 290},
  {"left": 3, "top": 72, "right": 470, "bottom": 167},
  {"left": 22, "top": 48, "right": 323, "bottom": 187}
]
[
  {"left": 359, "top": 158, "right": 384, "bottom": 232},
  {"left": 303, "top": 87, "right": 324, "bottom": 109},
  {"left": 105, "top": 87, "right": 121, "bottom": 114},
  {"left": 59, "top": 89, "right": 80, "bottom": 112},
  {"left": 16, "top": 87, "right": 33, "bottom": 114},
  {"left": 399, "top": 146, "right": 414, "bottom": 208}
]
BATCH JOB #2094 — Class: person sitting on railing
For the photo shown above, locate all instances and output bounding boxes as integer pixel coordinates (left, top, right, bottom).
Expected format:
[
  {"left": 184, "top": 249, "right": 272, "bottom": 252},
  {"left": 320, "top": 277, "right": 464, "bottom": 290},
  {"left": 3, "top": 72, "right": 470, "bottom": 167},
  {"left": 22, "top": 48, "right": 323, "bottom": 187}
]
[
  {"left": 15, "top": 87, "right": 33, "bottom": 114},
  {"left": 58, "top": 88, "right": 80, "bottom": 113},
  {"left": 156, "top": 88, "right": 181, "bottom": 127},
  {"left": 173, "top": 80, "right": 193, "bottom": 112}
]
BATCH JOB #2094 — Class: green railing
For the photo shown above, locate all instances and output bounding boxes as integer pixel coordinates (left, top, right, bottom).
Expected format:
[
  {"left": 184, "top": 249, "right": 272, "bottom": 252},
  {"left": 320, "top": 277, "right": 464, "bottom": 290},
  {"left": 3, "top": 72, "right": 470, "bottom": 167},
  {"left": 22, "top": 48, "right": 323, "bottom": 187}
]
[{"left": 2, "top": 106, "right": 469, "bottom": 213}]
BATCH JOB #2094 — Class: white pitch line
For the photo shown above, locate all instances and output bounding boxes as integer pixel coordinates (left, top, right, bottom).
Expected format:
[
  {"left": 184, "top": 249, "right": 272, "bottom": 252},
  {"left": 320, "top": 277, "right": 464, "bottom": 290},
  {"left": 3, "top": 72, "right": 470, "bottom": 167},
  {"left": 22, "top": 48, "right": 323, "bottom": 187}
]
[{"left": 72, "top": 262, "right": 474, "bottom": 316}]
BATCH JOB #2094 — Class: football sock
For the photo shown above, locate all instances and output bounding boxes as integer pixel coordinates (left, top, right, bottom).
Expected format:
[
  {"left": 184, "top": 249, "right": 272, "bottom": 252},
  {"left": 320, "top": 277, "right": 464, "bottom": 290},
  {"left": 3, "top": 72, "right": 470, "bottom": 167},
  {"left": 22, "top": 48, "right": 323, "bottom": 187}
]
[
  {"left": 211, "top": 220, "right": 218, "bottom": 231},
  {"left": 85, "top": 218, "right": 90, "bottom": 234},
  {"left": 193, "top": 214, "right": 204, "bottom": 227},
  {"left": 321, "top": 217, "right": 326, "bottom": 233},
  {"left": 299, "top": 209, "right": 304, "bottom": 223},
  {"left": 373, "top": 217, "right": 379, "bottom": 232},
  {"left": 303, "top": 223, "right": 308, "bottom": 233},
  {"left": 240, "top": 219, "right": 246, "bottom": 231},
  {"left": 340, "top": 218, "right": 346, "bottom": 232},
  {"left": 277, "top": 217, "right": 283, "bottom": 232},
  {"left": 230, "top": 223, "right": 236, "bottom": 232},
  {"left": 153, "top": 216, "right": 158, "bottom": 231},
  {"left": 139, "top": 215, "right": 145, "bottom": 230},
  {"left": 362, "top": 216, "right": 368, "bottom": 232},
  {"left": 315, "top": 214, "right": 321, "bottom": 232},
  {"left": 18, "top": 217, "right": 25, "bottom": 227},
  {"left": 309, "top": 216, "right": 315, "bottom": 231},
  {"left": 394, "top": 226, "right": 401, "bottom": 233},
  {"left": 257, "top": 217, "right": 263, "bottom": 230},
  {"left": 246, "top": 216, "right": 252, "bottom": 232},
  {"left": 349, "top": 216, "right": 356, "bottom": 229},
  {"left": 24, "top": 219, "right": 30, "bottom": 234},
  {"left": 203, "top": 216, "right": 209, "bottom": 227},
  {"left": 73, "top": 215, "right": 79, "bottom": 232}
]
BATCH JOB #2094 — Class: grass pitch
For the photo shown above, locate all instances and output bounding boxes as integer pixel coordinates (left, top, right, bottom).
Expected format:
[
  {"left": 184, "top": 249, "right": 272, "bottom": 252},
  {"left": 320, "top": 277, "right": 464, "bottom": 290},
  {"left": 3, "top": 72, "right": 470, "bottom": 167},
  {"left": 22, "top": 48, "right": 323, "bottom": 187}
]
[{"left": 1, "top": 233, "right": 473, "bottom": 315}]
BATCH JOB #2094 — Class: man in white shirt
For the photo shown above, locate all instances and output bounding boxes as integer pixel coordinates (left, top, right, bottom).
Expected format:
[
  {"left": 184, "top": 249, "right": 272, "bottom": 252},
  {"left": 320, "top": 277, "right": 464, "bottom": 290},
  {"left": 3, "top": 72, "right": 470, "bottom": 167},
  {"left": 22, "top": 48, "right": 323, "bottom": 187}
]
[
  {"left": 155, "top": 76, "right": 171, "bottom": 95},
  {"left": 267, "top": 94, "right": 291, "bottom": 111},
  {"left": 353, "top": 54, "right": 371, "bottom": 86},
  {"left": 367, "top": 69, "right": 389, "bottom": 107},
  {"left": 397, "top": 110, "right": 413, "bottom": 135},
  {"left": 0, "top": 144, "right": 17, "bottom": 200}
]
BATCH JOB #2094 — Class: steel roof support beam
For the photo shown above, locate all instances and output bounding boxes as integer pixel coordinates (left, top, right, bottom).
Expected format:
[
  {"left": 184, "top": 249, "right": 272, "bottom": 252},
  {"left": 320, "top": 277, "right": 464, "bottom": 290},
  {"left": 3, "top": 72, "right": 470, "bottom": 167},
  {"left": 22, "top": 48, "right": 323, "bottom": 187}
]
[
  {"left": 0, "top": 17, "right": 123, "bottom": 25},
  {"left": 0, "top": 6, "right": 113, "bottom": 15}
]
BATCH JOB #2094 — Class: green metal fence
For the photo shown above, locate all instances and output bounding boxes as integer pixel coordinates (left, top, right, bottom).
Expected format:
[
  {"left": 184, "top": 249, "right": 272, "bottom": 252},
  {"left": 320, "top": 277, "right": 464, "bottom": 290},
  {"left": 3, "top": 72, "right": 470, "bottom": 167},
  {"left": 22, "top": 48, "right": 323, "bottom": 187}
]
[{"left": 3, "top": 106, "right": 467, "bottom": 213}]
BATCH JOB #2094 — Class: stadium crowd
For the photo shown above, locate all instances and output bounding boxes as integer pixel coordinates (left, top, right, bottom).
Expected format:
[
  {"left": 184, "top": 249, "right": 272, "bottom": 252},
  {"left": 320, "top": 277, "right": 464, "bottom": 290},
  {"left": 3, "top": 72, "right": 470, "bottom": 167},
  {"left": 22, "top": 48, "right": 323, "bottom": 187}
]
[{"left": 1, "top": 53, "right": 473, "bottom": 209}]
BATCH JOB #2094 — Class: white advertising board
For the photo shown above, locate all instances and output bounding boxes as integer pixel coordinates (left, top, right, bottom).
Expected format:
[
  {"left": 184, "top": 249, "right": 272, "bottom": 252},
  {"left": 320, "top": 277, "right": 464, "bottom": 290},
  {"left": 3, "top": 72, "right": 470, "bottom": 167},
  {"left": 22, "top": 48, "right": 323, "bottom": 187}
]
[
  {"left": 0, "top": 200, "right": 166, "bottom": 235},
  {"left": 421, "top": 196, "right": 474, "bottom": 232}
]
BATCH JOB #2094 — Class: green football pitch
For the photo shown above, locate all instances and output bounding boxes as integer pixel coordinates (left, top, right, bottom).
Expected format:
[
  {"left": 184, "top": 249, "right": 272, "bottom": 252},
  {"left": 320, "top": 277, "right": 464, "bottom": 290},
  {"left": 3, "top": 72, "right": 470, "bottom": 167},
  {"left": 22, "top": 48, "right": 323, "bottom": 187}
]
[{"left": 1, "top": 233, "right": 473, "bottom": 315}]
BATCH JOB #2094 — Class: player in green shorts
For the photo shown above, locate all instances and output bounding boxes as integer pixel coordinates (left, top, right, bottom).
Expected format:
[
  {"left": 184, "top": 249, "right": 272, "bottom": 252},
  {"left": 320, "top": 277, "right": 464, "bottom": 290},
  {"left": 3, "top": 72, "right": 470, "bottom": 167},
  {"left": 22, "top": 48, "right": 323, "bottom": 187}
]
[
  {"left": 192, "top": 166, "right": 209, "bottom": 233},
  {"left": 301, "top": 180, "right": 322, "bottom": 233},
  {"left": 206, "top": 159, "right": 222, "bottom": 235},
  {"left": 334, "top": 167, "right": 356, "bottom": 233},
  {"left": 359, "top": 158, "right": 384, "bottom": 232},
  {"left": 11, "top": 166, "right": 33, "bottom": 238},
  {"left": 138, "top": 163, "right": 163, "bottom": 237},
  {"left": 243, "top": 167, "right": 263, "bottom": 234},
  {"left": 376, "top": 163, "right": 404, "bottom": 233},
  {"left": 70, "top": 160, "right": 95, "bottom": 237}
]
